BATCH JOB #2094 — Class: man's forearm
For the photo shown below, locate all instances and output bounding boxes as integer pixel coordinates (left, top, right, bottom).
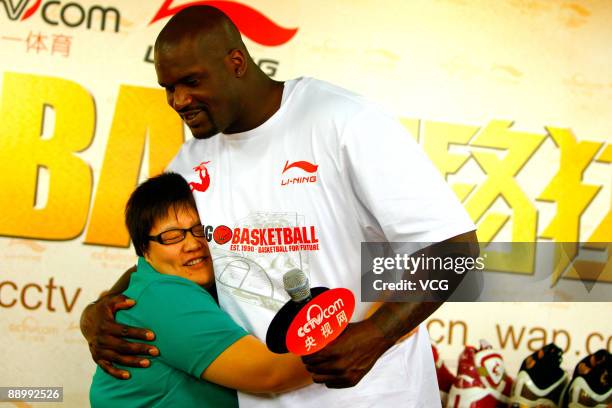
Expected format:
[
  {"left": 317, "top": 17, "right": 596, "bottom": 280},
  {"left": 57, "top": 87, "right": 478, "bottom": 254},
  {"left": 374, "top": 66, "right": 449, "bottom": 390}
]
[
  {"left": 368, "top": 231, "right": 479, "bottom": 342},
  {"left": 81, "top": 265, "right": 136, "bottom": 338},
  {"left": 105, "top": 265, "right": 137, "bottom": 298}
]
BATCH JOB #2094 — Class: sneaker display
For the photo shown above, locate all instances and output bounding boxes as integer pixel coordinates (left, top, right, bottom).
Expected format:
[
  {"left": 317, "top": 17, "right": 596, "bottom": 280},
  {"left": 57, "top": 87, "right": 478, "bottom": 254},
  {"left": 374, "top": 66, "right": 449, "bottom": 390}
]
[
  {"left": 446, "top": 340, "right": 513, "bottom": 408},
  {"left": 432, "top": 344, "right": 457, "bottom": 406},
  {"left": 564, "top": 349, "right": 611, "bottom": 408},
  {"left": 510, "top": 343, "right": 568, "bottom": 407}
]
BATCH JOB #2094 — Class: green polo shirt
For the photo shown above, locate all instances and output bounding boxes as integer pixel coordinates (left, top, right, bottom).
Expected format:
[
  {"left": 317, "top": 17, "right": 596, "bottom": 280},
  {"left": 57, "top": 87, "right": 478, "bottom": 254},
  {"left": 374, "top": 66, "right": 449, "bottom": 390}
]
[{"left": 90, "top": 257, "right": 248, "bottom": 407}]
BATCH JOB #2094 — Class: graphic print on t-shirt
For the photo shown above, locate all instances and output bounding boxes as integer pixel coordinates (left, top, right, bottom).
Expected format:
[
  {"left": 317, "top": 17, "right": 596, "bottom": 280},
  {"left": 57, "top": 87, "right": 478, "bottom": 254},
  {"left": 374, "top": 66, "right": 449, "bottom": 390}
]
[
  {"left": 211, "top": 211, "right": 315, "bottom": 312},
  {"left": 280, "top": 159, "right": 318, "bottom": 186},
  {"left": 189, "top": 161, "right": 211, "bottom": 193}
]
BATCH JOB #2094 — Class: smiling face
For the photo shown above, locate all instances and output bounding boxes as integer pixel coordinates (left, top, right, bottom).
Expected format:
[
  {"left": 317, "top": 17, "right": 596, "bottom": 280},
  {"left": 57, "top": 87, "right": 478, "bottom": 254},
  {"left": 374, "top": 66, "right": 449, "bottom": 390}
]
[
  {"left": 154, "top": 36, "right": 239, "bottom": 139},
  {"left": 144, "top": 205, "right": 214, "bottom": 287}
]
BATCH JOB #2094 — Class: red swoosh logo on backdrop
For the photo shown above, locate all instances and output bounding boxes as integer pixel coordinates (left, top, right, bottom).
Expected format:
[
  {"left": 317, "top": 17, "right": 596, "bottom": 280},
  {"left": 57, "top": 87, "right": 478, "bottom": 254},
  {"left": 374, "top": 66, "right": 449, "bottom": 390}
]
[
  {"left": 282, "top": 160, "right": 318, "bottom": 174},
  {"left": 21, "top": 0, "right": 42, "bottom": 20},
  {"left": 150, "top": 0, "right": 298, "bottom": 46}
]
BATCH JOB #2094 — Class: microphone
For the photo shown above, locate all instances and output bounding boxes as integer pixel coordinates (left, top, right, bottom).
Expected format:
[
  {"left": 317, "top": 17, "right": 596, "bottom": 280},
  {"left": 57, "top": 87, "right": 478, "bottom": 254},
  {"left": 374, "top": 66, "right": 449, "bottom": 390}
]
[
  {"left": 283, "top": 268, "right": 312, "bottom": 304},
  {"left": 266, "top": 269, "right": 328, "bottom": 354},
  {"left": 266, "top": 268, "right": 355, "bottom": 355}
]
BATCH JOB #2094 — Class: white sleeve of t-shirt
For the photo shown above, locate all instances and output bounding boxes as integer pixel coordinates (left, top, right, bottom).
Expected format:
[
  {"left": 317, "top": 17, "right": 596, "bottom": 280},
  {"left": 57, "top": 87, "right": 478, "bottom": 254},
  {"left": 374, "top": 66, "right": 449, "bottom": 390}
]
[{"left": 339, "top": 106, "right": 475, "bottom": 243}]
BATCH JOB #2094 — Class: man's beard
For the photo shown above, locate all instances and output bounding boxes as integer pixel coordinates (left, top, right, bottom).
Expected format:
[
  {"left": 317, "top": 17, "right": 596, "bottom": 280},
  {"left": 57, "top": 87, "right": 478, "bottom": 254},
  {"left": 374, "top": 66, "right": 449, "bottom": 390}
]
[
  {"left": 191, "top": 127, "right": 219, "bottom": 139},
  {"left": 189, "top": 109, "right": 220, "bottom": 139}
]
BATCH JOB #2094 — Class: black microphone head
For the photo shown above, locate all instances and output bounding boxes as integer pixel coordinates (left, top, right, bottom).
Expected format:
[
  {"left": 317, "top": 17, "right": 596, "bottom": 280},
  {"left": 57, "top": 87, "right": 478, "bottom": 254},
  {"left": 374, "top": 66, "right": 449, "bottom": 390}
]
[{"left": 283, "top": 268, "right": 311, "bottom": 302}]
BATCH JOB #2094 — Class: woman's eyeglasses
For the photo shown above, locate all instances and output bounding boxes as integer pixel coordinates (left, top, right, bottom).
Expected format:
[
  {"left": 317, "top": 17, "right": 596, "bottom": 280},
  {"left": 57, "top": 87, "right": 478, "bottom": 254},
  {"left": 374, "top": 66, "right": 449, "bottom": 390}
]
[{"left": 148, "top": 224, "right": 207, "bottom": 245}]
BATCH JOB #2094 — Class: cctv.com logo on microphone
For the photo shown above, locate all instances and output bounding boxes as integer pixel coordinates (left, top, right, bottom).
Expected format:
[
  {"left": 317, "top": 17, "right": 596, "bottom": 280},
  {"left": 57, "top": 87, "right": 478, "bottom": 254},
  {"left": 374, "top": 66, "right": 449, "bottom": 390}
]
[
  {"left": 285, "top": 288, "right": 355, "bottom": 355},
  {"left": 296, "top": 301, "right": 344, "bottom": 338}
]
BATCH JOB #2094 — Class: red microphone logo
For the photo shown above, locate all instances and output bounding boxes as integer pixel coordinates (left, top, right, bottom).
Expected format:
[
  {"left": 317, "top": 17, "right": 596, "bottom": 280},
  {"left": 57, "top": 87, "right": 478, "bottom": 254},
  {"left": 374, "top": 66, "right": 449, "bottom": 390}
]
[{"left": 285, "top": 288, "right": 355, "bottom": 355}]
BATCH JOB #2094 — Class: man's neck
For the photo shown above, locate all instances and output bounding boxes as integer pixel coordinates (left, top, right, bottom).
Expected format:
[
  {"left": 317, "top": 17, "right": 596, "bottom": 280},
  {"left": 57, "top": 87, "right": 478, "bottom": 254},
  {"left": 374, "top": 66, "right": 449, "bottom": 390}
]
[{"left": 225, "top": 78, "right": 284, "bottom": 134}]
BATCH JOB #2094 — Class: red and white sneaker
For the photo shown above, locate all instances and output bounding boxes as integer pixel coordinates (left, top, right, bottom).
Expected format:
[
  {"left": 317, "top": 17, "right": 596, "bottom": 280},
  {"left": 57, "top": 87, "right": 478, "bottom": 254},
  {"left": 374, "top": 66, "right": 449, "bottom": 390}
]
[
  {"left": 446, "top": 340, "right": 513, "bottom": 408},
  {"left": 432, "top": 344, "right": 457, "bottom": 406}
]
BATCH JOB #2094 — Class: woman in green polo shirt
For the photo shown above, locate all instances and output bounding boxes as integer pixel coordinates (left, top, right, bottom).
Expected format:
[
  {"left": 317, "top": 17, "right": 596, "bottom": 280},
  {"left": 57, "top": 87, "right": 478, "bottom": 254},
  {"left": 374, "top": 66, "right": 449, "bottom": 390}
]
[{"left": 89, "top": 173, "right": 311, "bottom": 407}]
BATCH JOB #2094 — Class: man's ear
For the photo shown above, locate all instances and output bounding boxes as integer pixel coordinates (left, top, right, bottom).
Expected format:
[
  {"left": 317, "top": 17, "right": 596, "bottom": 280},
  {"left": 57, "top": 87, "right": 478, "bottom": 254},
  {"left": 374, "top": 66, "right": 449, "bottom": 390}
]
[{"left": 226, "top": 48, "right": 247, "bottom": 77}]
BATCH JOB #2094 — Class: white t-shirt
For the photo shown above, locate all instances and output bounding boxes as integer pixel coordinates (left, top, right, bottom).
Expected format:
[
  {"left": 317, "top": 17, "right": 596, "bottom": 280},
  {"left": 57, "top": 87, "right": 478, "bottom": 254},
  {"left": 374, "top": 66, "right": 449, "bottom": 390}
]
[{"left": 168, "top": 77, "right": 474, "bottom": 407}]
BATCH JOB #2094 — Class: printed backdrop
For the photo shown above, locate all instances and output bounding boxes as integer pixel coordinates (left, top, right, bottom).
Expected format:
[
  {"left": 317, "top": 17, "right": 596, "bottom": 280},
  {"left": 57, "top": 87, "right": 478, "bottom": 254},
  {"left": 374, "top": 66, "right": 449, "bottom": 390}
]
[{"left": 0, "top": 0, "right": 610, "bottom": 406}]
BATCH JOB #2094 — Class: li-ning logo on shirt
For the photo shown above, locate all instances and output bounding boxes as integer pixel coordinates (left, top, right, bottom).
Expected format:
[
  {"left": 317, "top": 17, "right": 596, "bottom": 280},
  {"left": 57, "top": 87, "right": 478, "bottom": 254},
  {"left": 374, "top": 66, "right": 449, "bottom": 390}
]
[
  {"left": 281, "top": 160, "right": 318, "bottom": 186},
  {"left": 189, "top": 161, "right": 211, "bottom": 192}
]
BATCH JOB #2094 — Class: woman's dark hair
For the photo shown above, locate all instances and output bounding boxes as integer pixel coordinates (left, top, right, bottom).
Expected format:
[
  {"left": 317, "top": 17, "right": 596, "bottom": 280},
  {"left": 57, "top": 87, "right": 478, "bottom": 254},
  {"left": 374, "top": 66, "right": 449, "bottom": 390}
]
[{"left": 125, "top": 172, "right": 197, "bottom": 257}]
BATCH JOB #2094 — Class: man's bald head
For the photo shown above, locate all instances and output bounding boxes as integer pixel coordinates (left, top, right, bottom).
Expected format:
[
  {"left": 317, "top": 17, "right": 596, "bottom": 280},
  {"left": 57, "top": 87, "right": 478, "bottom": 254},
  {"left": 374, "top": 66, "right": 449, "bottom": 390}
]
[
  {"left": 152, "top": 5, "right": 282, "bottom": 139},
  {"left": 154, "top": 5, "right": 246, "bottom": 58}
]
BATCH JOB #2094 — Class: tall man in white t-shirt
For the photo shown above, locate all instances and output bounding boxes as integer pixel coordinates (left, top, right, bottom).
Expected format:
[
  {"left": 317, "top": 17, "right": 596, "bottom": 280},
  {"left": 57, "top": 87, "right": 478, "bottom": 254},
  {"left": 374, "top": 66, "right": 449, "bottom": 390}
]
[{"left": 81, "top": 5, "right": 478, "bottom": 407}]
